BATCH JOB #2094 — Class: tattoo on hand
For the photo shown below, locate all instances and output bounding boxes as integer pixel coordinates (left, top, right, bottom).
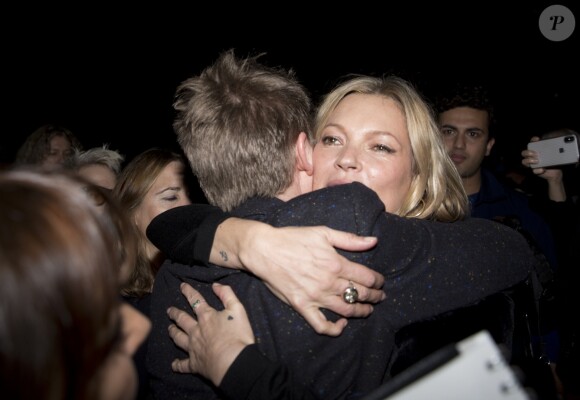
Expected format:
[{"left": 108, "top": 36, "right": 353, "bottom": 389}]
[
  {"left": 220, "top": 250, "right": 228, "bottom": 262},
  {"left": 227, "top": 315, "right": 234, "bottom": 320}
]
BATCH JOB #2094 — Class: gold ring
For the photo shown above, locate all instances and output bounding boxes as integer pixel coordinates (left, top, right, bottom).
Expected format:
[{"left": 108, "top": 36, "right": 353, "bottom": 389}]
[{"left": 343, "top": 281, "right": 359, "bottom": 304}]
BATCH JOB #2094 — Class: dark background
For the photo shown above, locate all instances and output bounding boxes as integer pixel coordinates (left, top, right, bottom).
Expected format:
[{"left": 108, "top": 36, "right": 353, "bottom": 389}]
[{"left": 3, "top": 3, "right": 578, "bottom": 173}]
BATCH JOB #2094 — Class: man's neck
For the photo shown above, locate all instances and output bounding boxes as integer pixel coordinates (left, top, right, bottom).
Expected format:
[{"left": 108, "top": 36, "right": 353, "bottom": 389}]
[
  {"left": 277, "top": 169, "right": 313, "bottom": 202},
  {"left": 462, "top": 171, "right": 483, "bottom": 196}
]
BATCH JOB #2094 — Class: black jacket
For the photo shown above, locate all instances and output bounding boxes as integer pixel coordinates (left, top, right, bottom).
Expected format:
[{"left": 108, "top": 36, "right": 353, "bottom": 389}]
[{"left": 146, "top": 183, "right": 534, "bottom": 399}]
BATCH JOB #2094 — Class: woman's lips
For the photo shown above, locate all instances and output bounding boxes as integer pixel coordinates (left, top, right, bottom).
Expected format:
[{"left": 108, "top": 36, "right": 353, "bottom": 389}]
[{"left": 327, "top": 179, "right": 353, "bottom": 187}]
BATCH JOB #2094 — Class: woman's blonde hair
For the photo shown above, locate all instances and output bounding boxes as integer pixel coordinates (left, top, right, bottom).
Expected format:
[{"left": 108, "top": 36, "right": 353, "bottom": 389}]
[{"left": 314, "top": 75, "right": 468, "bottom": 221}]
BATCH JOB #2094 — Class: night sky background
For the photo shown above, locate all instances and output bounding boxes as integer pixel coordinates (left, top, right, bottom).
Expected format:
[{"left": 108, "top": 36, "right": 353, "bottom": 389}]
[{"left": 3, "top": 3, "right": 578, "bottom": 184}]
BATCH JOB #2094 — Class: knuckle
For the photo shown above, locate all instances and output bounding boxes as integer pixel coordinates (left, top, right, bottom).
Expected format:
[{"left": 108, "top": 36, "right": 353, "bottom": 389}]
[
  {"left": 342, "top": 307, "right": 355, "bottom": 317},
  {"left": 316, "top": 325, "right": 332, "bottom": 335},
  {"left": 174, "top": 311, "right": 189, "bottom": 324}
]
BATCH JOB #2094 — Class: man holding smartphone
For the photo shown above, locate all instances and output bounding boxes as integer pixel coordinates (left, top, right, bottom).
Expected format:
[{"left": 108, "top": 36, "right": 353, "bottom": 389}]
[
  {"left": 524, "top": 129, "right": 579, "bottom": 202},
  {"left": 527, "top": 132, "right": 579, "bottom": 169},
  {"left": 433, "top": 83, "right": 558, "bottom": 271},
  {"left": 433, "top": 84, "right": 562, "bottom": 388},
  {"left": 523, "top": 128, "right": 580, "bottom": 400}
]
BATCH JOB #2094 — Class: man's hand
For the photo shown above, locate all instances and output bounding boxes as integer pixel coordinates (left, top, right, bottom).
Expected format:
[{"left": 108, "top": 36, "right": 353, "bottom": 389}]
[{"left": 522, "top": 136, "right": 566, "bottom": 202}]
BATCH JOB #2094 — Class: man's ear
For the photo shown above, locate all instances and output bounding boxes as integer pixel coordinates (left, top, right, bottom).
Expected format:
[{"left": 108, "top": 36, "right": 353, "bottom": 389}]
[
  {"left": 485, "top": 137, "right": 496, "bottom": 156},
  {"left": 296, "top": 132, "right": 313, "bottom": 175}
]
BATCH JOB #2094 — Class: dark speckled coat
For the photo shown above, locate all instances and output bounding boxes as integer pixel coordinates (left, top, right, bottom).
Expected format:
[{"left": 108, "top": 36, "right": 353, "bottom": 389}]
[{"left": 146, "top": 182, "right": 534, "bottom": 400}]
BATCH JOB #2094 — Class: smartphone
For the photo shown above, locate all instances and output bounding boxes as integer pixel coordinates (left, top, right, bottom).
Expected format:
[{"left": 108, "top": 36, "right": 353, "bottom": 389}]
[{"left": 527, "top": 135, "right": 580, "bottom": 168}]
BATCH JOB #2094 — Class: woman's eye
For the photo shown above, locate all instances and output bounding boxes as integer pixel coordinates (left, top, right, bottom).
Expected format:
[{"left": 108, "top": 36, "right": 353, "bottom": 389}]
[
  {"left": 374, "top": 144, "right": 394, "bottom": 153},
  {"left": 321, "top": 136, "right": 340, "bottom": 145}
]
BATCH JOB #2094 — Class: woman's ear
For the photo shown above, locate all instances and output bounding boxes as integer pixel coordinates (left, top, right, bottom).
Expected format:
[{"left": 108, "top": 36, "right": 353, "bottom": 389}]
[{"left": 296, "top": 132, "right": 314, "bottom": 175}]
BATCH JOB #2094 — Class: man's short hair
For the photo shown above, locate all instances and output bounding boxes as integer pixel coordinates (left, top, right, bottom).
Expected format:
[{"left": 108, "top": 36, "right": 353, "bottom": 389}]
[
  {"left": 434, "top": 82, "right": 496, "bottom": 139},
  {"left": 173, "top": 49, "right": 313, "bottom": 211}
]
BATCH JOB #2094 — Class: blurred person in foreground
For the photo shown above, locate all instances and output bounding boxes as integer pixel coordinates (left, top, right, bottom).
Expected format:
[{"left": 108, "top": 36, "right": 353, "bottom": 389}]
[{"left": 0, "top": 167, "right": 150, "bottom": 400}]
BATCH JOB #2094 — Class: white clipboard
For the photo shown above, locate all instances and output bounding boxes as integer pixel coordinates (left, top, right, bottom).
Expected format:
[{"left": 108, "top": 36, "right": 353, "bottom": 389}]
[{"left": 363, "top": 330, "right": 531, "bottom": 400}]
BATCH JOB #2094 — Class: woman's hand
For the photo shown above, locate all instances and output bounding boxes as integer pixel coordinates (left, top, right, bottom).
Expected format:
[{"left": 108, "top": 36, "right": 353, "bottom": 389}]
[
  {"left": 210, "top": 218, "right": 385, "bottom": 336},
  {"left": 167, "top": 282, "right": 254, "bottom": 386}
]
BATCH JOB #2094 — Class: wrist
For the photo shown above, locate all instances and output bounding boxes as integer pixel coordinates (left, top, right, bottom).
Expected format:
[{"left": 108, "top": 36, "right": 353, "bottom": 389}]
[
  {"left": 547, "top": 179, "right": 566, "bottom": 202},
  {"left": 212, "top": 343, "right": 248, "bottom": 386},
  {"left": 238, "top": 220, "right": 272, "bottom": 277},
  {"left": 210, "top": 218, "right": 243, "bottom": 268}
]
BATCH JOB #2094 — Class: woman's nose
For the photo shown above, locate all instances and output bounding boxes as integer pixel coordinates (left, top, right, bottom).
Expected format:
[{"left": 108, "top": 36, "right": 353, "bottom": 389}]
[{"left": 335, "top": 146, "right": 360, "bottom": 170}]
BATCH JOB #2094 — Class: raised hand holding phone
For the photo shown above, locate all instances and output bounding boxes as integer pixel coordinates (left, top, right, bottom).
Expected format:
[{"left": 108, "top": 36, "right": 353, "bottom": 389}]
[{"left": 526, "top": 134, "right": 579, "bottom": 168}]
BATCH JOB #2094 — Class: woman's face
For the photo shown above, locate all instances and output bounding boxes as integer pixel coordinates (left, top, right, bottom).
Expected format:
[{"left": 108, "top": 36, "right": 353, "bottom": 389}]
[
  {"left": 43, "top": 135, "right": 73, "bottom": 168},
  {"left": 134, "top": 160, "right": 191, "bottom": 238},
  {"left": 312, "top": 93, "right": 414, "bottom": 213},
  {"left": 78, "top": 164, "right": 118, "bottom": 191}
]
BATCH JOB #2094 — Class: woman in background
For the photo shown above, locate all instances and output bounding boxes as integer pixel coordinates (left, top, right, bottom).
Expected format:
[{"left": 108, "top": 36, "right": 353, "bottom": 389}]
[
  {"left": 14, "top": 124, "right": 82, "bottom": 169},
  {"left": 113, "top": 147, "right": 192, "bottom": 399},
  {"left": 67, "top": 144, "right": 125, "bottom": 190},
  {"left": 114, "top": 147, "right": 192, "bottom": 301}
]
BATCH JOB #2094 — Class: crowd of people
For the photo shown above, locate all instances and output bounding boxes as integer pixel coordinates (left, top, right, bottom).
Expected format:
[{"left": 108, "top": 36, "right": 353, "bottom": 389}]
[{"left": 1, "top": 49, "right": 578, "bottom": 400}]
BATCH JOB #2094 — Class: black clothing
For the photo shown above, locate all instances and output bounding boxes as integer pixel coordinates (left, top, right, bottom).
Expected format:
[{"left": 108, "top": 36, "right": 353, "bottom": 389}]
[
  {"left": 124, "top": 294, "right": 153, "bottom": 400},
  {"left": 146, "top": 183, "right": 534, "bottom": 399},
  {"left": 470, "top": 168, "right": 558, "bottom": 269},
  {"left": 219, "top": 344, "right": 319, "bottom": 400},
  {"left": 147, "top": 203, "right": 230, "bottom": 266}
]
